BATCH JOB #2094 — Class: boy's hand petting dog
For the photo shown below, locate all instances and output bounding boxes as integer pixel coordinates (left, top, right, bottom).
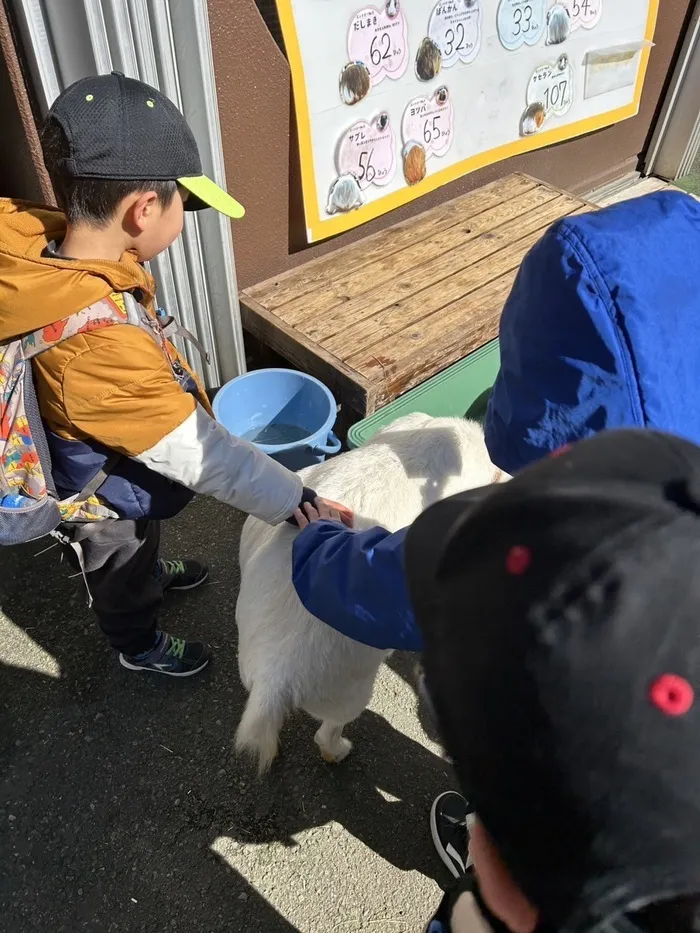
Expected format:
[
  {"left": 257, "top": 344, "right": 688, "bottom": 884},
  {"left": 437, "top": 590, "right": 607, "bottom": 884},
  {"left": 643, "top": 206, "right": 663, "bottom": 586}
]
[{"left": 295, "top": 498, "right": 353, "bottom": 529}]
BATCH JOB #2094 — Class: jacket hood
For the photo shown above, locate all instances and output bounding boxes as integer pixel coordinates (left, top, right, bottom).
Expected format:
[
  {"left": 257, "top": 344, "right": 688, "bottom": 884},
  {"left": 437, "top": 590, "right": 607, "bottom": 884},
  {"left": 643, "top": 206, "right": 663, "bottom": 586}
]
[
  {"left": 0, "top": 198, "right": 155, "bottom": 342},
  {"left": 485, "top": 189, "right": 700, "bottom": 473}
]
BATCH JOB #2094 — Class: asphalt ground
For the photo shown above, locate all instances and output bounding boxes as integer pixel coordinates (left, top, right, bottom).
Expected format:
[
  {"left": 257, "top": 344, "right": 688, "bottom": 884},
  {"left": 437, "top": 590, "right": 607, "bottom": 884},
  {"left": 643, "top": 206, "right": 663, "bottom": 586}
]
[{"left": 0, "top": 496, "right": 457, "bottom": 933}]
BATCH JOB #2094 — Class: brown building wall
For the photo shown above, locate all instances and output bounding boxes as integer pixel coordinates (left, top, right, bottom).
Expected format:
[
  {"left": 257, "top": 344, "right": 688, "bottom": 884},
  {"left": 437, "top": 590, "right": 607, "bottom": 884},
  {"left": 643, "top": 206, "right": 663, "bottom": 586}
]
[
  {"left": 0, "top": 1, "right": 52, "bottom": 203},
  {"left": 209, "top": 0, "right": 697, "bottom": 290}
]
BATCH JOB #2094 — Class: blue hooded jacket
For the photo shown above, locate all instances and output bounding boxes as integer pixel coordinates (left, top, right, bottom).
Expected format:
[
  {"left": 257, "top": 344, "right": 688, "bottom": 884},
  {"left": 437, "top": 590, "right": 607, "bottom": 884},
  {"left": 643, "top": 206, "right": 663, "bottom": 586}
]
[
  {"left": 485, "top": 190, "right": 700, "bottom": 473},
  {"left": 293, "top": 190, "right": 700, "bottom": 651}
]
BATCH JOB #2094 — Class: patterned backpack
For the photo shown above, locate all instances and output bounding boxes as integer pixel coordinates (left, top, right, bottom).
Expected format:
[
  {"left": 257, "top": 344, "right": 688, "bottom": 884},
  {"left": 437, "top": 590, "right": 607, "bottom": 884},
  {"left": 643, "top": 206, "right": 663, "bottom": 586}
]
[{"left": 0, "top": 291, "right": 207, "bottom": 546}]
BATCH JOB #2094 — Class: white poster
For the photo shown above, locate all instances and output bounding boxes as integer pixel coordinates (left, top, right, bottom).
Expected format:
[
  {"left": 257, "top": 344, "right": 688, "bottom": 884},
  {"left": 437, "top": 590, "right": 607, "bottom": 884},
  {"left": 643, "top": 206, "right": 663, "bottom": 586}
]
[{"left": 276, "top": 0, "right": 658, "bottom": 242}]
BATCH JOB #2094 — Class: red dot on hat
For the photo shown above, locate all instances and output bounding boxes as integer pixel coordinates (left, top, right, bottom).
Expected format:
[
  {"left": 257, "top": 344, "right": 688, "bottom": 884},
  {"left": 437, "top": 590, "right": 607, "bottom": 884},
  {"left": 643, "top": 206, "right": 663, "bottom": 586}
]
[
  {"left": 649, "top": 674, "right": 694, "bottom": 716},
  {"left": 550, "top": 444, "right": 573, "bottom": 458},
  {"left": 506, "top": 545, "right": 531, "bottom": 575}
]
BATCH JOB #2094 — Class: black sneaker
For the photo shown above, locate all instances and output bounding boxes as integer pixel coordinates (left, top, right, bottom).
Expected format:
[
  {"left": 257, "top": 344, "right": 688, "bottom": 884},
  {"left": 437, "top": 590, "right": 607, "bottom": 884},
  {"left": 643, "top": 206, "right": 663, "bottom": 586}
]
[
  {"left": 155, "top": 558, "right": 209, "bottom": 592},
  {"left": 430, "top": 790, "right": 475, "bottom": 879},
  {"left": 119, "top": 632, "right": 212, "bottom": 677}
]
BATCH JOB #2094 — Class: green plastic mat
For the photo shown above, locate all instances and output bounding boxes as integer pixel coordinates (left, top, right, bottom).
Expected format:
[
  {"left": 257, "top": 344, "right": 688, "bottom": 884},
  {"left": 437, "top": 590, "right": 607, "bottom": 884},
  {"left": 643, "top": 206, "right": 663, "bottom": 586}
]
[{"left": 347, "top": 339, "right": 500, "bottom": 449}]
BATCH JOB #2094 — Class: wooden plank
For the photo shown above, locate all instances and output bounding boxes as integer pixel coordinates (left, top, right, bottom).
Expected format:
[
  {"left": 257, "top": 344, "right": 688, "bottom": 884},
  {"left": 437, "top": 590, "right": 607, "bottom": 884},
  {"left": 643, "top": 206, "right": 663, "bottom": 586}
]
[
  {"left": 326, "top": 227, "right": 538, "bottom": 362},
  {"left": 519, "top": 173, "right": 597, "bottom": 210},
  {"left": 377, "top": 310, "right": 507, "bottom": 407},
  {"left": 279, "top": 184, "right": 561, "bottom": 327},
  {"left": 280, "top": 183, "right": 559, "bottom": 325},
  {"left": 243, "top": 173, "right": 537, "bottom": 310},
  {"left": 350, "top": 274, "right": 512, "bottom": 382},
  {"left": 240, "top": 295, "right": 373, "bottom": 414},
  {"left": 368, "top": 277, "right": 516, "bottom": 408},
  {"left": 355, "top": 204, "right": 591, "bottom": 401},
  {"left": 317, "top": 193, "right": 579, "bottom": 350}
]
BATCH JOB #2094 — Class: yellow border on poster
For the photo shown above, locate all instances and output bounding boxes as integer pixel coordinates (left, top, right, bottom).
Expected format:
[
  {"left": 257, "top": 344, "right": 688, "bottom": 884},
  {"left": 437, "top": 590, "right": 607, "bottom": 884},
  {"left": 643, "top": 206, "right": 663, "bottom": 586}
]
[{"left": 277, "top": 0, "right": 660, "bottom": 243}]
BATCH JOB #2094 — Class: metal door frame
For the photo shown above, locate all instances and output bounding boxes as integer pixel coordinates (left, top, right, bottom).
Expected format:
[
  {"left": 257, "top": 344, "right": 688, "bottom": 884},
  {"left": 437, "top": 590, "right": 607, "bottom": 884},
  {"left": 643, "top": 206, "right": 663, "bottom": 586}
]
[{"left": 645, "top": 0, "right": 700, "bottom": 181}]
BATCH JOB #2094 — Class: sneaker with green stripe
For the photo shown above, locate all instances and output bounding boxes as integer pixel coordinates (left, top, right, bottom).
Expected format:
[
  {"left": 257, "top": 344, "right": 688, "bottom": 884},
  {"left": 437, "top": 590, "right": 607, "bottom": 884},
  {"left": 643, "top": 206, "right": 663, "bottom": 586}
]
[
  {"left": 154, "top": 557, "right": 209, "bottom": 592},
  {"left": 119, "top": 631, "right": 212, "bottom": 677}
]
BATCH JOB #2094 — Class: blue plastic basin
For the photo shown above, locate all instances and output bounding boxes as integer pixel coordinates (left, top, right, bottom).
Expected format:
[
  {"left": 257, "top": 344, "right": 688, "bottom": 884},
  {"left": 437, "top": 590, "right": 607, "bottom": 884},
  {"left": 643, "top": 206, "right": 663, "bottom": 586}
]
[{"left": 213, "top": 368, "right": 341, "bottom": 471}]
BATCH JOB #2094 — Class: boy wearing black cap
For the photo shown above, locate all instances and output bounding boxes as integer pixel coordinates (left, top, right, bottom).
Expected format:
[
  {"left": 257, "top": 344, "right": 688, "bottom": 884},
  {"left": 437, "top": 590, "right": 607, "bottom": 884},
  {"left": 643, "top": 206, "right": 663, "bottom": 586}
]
[
  {"left": 294, "top": 429, "right": 700, "bottom": 932},
  {"left": 0, "top": 73, "right": 350, "bottom": 677}
]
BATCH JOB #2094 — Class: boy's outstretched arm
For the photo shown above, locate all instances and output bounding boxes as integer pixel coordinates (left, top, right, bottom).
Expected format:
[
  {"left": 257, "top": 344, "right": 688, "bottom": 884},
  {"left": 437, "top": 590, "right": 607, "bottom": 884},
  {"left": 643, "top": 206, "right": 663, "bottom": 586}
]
[
  {"left": 58, "top": 333, "right": 352, "bottom": 526},
  {"left": 291, "top": 501, "right": 423, "bottom": 651},
  {"left": 136, "top": 404, "right": 352, "bottom": 527},
  {"left": 137, "top": 401, "right": 306, "bottom": 523}
]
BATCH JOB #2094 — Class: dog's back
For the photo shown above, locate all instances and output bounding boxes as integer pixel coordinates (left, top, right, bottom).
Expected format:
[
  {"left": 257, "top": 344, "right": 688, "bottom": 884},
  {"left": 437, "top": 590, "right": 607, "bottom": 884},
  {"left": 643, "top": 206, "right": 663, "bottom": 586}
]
[{"left": 235, "top": 415, "right": 503, "bottom": 770}]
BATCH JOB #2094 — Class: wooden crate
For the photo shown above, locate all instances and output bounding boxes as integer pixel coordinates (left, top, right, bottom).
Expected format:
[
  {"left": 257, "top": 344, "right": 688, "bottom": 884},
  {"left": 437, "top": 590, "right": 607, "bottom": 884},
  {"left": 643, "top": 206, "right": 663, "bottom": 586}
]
[{"left": 240, "top": 173, "right": 593, "bottom": 420}]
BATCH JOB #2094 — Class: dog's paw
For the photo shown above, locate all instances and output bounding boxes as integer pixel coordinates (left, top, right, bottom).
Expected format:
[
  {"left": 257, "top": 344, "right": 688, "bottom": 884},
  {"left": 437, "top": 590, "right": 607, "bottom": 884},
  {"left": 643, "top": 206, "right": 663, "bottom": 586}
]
[{"left": 319, "top": 737, "right": 353, "bottom": 764}]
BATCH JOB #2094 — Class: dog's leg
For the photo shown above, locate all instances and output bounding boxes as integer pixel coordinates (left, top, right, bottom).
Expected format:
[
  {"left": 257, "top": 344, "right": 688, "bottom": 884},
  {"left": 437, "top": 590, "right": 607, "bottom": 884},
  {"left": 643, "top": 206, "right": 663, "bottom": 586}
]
[{"left": 314, "top": 721, "right": 352, "bottom": 764}]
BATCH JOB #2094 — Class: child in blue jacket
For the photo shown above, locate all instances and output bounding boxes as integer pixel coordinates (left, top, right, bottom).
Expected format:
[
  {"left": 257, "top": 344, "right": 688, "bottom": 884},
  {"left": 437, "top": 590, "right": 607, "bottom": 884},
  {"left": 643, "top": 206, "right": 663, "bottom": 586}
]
[
  {"left": 293, "top": 430, "right": 700, "bottom": 933},
  {"left": 293, "top": 188, "right": 700, "bottom": 654}
]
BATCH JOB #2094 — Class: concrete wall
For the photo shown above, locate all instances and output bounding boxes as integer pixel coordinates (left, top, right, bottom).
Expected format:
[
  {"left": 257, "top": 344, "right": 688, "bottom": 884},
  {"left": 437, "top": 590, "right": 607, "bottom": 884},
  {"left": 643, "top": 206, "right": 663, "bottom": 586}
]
[{"left": 209, "top": 0, "right": 696, "bottom": 289}]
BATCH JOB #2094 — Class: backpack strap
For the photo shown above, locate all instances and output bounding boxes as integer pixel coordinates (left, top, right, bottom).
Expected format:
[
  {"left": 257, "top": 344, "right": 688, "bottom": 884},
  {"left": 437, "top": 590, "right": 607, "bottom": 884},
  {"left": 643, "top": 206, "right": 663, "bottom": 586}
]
[
  {"left": 21, "top": 293, "right": 131, "bottom": 359},
  {"left": 121, "top": 292, "right": 210, "bottom": 365},
  {"left": 22, "top": 291, "right": 210, "bottom": 366},
  {"left": 158, "top": 315, "right": 211, "bottom": 365},
  {"left": 75, "top": 451, "right": 122, "bottom": 500},
  {"left": 21, "top": 361, "right": 57, "bottom": 498}
]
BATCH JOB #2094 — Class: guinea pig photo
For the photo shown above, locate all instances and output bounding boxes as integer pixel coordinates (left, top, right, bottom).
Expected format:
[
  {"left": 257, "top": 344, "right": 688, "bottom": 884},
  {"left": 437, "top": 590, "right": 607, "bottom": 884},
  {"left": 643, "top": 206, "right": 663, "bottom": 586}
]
[
  {"left": 403, "top": 141, "right": 427, "bottom": 186},
  {"left": 520, "top": 101, "right": 546, "bottom": 136},
  {"left": 326, "top": 173, "right": 366, "bottom": 214},
  {"left": 415, "top": 37, "right": 442, "bottom": 82},
  {"left": 339, "top": 61, "right": 371, "bottom": 106},
  {"left": 546, "top": 3, "right": 571, "bottom": 45}
]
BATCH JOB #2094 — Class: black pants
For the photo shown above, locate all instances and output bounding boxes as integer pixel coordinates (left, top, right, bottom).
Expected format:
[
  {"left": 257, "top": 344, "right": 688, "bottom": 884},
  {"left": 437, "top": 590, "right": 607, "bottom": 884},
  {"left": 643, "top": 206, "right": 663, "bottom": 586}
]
[{"left": 62, "top": 519, "right": 163, "bottom": 656}]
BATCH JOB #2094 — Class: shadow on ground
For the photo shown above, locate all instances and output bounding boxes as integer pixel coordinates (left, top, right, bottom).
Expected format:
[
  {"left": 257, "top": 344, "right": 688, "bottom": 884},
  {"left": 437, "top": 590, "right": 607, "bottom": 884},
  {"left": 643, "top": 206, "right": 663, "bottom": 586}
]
[{"left": 0, "top": 497, "right": 453, "bottom": 933}]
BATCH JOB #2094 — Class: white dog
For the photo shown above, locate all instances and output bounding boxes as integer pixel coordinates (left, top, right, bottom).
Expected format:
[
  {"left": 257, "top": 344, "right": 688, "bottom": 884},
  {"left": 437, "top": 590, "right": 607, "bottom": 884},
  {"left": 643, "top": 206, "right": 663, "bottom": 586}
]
[{"left": 235, "top": 413, "right": 505, "bottom": 771}]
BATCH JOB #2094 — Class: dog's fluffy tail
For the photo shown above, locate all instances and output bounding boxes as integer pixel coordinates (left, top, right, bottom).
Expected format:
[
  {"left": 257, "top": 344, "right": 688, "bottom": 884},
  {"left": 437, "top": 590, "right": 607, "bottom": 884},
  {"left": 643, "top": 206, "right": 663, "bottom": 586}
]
[{"left": 235, "top": 682, "right": 291, "bottom": 773}]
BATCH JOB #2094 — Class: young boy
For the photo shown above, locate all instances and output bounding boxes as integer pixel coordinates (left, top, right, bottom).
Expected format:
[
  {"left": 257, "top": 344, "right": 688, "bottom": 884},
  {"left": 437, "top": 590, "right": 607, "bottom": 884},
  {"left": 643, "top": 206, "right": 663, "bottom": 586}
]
[
  {"left": 293, "top": 429, "right": 700, "bottom": 932},
  {"left": 0, "top": 72, "right": 350, "bottom": 677}
]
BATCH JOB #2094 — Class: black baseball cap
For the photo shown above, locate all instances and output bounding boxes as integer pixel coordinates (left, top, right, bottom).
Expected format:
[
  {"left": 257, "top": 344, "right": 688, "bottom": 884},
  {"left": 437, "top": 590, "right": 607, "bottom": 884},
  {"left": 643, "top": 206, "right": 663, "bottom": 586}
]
[
  {"left": 46, "top": 72, "right": 244, "bottom": 218},
  {"left": 405, "top": 429, "right": 700, "bottom": 931}
]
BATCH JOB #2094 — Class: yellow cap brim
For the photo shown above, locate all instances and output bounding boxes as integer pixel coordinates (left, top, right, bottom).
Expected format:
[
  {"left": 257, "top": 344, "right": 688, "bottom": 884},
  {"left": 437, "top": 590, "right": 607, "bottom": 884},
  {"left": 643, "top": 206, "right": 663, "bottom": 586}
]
[{"left": 178, "top": 174, "right": 245, "bottom": 219}]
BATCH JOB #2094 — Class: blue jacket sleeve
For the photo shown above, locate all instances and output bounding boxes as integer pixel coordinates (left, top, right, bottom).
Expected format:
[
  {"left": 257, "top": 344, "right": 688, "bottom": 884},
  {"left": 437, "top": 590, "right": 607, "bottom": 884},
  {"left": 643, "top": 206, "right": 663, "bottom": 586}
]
[{"left": 291, "top": 520, "right": 423, "bottom": 651}]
